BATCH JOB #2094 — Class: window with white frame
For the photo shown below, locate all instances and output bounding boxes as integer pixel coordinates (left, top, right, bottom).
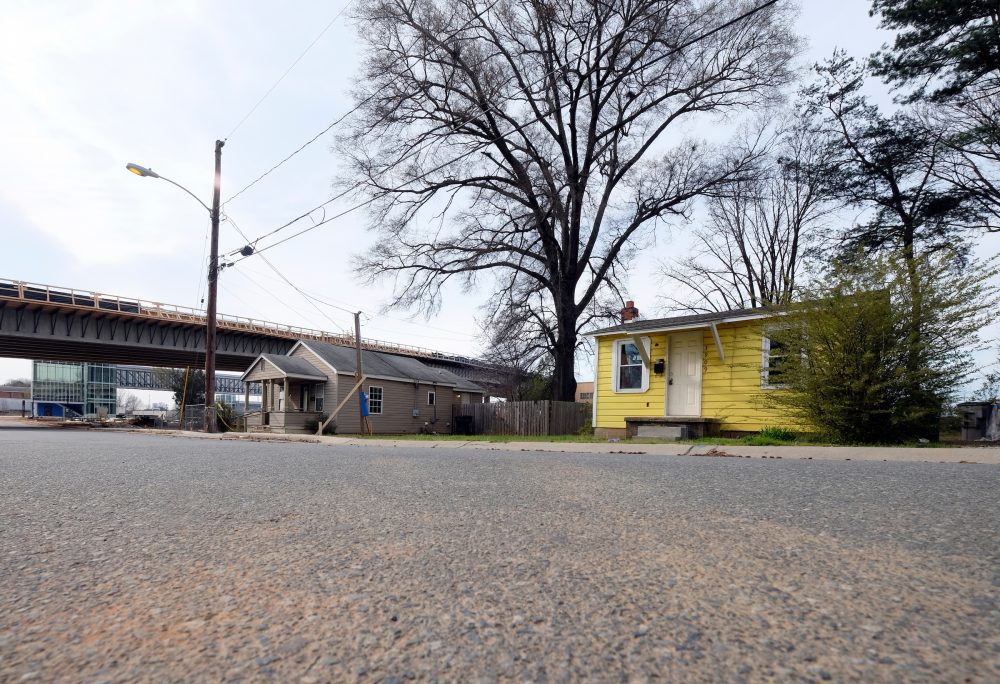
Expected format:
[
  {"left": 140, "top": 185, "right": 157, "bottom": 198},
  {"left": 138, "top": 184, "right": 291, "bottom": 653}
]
[
  {"left": 427, "top": 390, "right": 436, "bottom": 406},
  {"left": 368, "top": 386, "right": 383, "bottom": 414},
  {"left": 761, "top": 333, "right": 790, "bottom": 389},
  {"left": 613, "top": 338, "right": 650, "bottom": 392},
  {"left": 314, "top": 391, "right": 324, "bottom": 412}
]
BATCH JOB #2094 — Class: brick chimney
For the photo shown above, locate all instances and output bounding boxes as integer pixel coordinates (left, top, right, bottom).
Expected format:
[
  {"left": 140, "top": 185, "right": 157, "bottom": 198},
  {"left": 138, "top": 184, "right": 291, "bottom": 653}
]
[{"left": 621, "top": 300, "right": 639, "bottom": 323}]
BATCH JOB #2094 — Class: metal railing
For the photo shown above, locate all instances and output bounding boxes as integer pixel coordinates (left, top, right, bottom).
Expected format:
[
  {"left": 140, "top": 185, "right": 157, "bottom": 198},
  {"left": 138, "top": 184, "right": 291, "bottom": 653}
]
[{"left": 0, "top": 277, "right": 492, "bottom": 368}]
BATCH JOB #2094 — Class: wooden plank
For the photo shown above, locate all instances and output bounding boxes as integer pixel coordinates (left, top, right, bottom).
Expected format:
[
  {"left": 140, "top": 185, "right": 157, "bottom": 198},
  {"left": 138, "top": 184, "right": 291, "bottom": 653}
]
[{"left": 317, "top": 375, "right": 365, "bottom": 435}]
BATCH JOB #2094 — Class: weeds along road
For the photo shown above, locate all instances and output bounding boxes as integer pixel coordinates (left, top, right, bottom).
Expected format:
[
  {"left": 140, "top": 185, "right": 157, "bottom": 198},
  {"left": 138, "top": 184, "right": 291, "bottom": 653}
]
[{"left": 1, "top": 429, "right": 997, "bottom": 682}]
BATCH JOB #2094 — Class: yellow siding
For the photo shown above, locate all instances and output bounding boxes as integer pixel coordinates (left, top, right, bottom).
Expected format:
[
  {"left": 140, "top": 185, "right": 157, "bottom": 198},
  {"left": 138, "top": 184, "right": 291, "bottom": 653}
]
[
  {"left": 595, "top": 332, "right": 668, "bottom": 427},
  {"left": 595, "top": 321, "right": 804, "bottom": 433}
]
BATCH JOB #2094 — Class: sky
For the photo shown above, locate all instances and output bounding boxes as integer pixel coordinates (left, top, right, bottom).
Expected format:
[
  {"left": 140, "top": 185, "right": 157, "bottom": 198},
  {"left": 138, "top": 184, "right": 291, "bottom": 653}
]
[{"left": 1, "top": 0, "right": 997, "bottom": 394}]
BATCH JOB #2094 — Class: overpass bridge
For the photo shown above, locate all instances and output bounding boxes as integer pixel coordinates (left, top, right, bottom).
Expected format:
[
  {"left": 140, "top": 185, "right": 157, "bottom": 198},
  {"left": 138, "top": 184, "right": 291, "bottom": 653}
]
[
  {"left": 0, "top": 279, "right": 503, "bottom": 390},
  {"left": 116, "top": 366, "right": 260, "bottom": 395}
]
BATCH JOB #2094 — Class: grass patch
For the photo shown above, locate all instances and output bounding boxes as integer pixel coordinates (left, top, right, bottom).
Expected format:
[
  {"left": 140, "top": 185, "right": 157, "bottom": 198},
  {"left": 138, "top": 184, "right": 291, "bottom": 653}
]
[
  {"left": 356, "top": 432, "right": 957, "bottom": 448},
  {"left": 355, "top": 433, "right": 684, "bottom": 444},
  {"left": 356, "top": 433, "right": 598, "bottom": 443}
]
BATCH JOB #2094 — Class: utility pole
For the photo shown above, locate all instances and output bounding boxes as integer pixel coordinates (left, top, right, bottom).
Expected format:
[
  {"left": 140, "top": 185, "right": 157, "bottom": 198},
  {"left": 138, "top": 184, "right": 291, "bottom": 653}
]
[
  {"left": 204, "top": 139, "right": 224, "bottom": 433},
  {"left": 354, "top": 311, "right": 364, "bottom": 434}
]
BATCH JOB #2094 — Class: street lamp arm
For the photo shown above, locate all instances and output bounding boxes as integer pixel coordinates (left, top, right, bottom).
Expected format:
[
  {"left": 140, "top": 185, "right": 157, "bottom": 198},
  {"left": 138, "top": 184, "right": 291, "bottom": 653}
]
[{"left": 157, "top": 175, "right": 213, "bottom": 214}]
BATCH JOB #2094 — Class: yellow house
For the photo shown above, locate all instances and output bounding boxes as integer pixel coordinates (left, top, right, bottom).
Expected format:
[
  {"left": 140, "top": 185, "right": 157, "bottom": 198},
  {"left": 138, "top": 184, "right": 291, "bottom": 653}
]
[{"left": 587, "top": 309, "right": 794, "bottom": 439}]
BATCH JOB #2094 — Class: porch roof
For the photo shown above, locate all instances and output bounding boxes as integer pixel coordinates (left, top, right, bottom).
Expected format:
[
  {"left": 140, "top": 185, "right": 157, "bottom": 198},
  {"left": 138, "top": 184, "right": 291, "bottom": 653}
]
[
  {"left": 585, "top": 308, "right": 770, "bottom": 337},
  {"left": 240, "top": 354, "right": 328, "bottom": 382}
]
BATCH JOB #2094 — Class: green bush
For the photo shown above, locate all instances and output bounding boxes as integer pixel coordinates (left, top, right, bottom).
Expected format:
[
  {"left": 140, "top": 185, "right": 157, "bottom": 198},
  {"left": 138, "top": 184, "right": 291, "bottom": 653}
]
[
  {"left": 215, "top": 401, "right": 241, "bottom": 433},
  {"left": 766, "top": 252, "right": 995, "bottom": 443},
  {"left": 577, "top": 403, "right": 594, "bottom": 436},
  {"left": 758, "top": 426, "right": 796, "bottom": 442}
]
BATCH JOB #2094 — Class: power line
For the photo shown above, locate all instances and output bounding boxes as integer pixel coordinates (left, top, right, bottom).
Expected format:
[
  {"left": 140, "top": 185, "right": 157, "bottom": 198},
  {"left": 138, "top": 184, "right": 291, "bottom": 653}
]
[
  {"left": 223, "top": 115, "right": 356, "bottom": 206},
  {"left": 236, "top": 263, "right": 478, "bottom": 339},
  {"left": 223, "top": 214, "right": 355, "bottom": 332},
  {"left": 222, "top": 0, "right": 505, "bottom": 206},
  {"left": 225, "top": 1, "right": 354, "bottom": 141},
  {"left": 231, "top": 0, "right": 783, "bottom": 259},
  {"left": 235, "top": 268, "right": 479, "bottom": 339},
  {"left": 195, "top": 216, "right": 211, "bottom": 306},
  {"left": 224, "top": 180, "right": 364, "bottom": 257},
  {"left": 226, "top": 267, "right": 336, "bottom": 330}
]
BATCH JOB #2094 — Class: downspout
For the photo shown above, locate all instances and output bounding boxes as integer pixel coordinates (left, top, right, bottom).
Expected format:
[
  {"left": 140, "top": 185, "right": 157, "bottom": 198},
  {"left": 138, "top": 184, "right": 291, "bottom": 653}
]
[{"left": 592, "top": 340, "right": 599, "bottom": 429}]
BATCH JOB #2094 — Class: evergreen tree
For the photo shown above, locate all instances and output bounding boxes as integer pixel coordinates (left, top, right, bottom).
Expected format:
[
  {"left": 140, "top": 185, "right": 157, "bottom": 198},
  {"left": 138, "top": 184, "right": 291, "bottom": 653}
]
[{"left": 870, "top": 0, "right": 1000, "bottom": 101}]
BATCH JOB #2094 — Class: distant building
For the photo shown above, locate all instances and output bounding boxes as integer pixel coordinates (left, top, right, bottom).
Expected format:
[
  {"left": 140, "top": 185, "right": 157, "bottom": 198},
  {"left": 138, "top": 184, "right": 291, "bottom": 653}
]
[
  {"left": 216, "top": 392, "right": 261, "bottom": 416},
  {"left": 0, "top": 384, "right": 30, "bottom": 413},
  {"left": 242, "top": 340, "right": 485, "bottom": 434},
  {"left": 32, "top": 361, "right": 117, "bottom": 419},
  {"left": 0, "top": 385, "right": 30, "bottom": 399},
  {"left": 575, "top": 381, "right": 594, "bottom": 403}
]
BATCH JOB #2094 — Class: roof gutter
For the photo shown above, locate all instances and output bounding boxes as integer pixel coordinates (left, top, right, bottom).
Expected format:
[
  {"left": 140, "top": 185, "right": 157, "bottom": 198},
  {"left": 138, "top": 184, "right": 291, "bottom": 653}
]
[{"left": 584, "top": 312, "right": 769, "bottom": 338}]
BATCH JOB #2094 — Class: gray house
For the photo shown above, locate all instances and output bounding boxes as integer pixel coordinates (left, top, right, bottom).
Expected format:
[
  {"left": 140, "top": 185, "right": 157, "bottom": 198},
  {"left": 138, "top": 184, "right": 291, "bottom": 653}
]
[{"left": 241, "top": 340, "right": 485, "bottom": 434}]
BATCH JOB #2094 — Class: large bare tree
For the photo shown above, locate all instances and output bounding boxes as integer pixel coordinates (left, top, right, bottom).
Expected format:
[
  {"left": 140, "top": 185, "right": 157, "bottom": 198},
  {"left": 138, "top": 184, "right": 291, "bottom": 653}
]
[
  {"left": 342, "top": 0, "right": 797, "bottom": 400},
  {"left": 659, "top": 117, "right": 831, "bottom": 312}
]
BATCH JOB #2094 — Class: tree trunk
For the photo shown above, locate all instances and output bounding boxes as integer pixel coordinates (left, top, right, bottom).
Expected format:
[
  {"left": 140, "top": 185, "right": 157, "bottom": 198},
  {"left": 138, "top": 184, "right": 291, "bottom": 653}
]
[
  {"left": 550, "top": 283, "right": 579, "bottom": 402},
  {"left": 551, "top": 332, "right": 578, "bottom": 402}
]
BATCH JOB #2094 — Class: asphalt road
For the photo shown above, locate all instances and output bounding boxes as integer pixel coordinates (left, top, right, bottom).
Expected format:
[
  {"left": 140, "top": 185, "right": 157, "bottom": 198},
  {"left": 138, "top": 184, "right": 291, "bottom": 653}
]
[{"left": 1, "top": 430, "right": 997, "bottom": 682}]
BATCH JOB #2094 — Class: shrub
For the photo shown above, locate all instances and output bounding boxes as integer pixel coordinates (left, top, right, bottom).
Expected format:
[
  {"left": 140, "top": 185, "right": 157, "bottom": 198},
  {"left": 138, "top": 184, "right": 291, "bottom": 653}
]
[
  {"left": 766, "top": 252, "right": 995, "bottom": 443},
  {"left": 577, "top": 403, "right": 594, "bottom": 436},
  {"left": 758, "top": 426, "right": 796, "bottom": 442},
  {"left": 215, "top": 401, "right": 241, "bottom": 433}
]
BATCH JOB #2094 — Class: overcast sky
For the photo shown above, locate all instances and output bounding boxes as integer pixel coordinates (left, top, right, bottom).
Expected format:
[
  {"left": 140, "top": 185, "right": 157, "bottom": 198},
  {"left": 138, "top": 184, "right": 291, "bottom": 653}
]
[{"left": 1, "top": 1, "right": 997, "bottom": 389}]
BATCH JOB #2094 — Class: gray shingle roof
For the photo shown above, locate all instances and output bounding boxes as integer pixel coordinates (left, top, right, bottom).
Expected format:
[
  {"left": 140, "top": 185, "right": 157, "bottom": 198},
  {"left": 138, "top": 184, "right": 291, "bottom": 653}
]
[
  {"left": 586, "top": 308, "right": 767, "bottom": 336},
  {"left": 259, "top": 354, "right": 328, "bottom": 379},
  {"left": 299, "top": 341, "right": 485, "bottom": 393}
]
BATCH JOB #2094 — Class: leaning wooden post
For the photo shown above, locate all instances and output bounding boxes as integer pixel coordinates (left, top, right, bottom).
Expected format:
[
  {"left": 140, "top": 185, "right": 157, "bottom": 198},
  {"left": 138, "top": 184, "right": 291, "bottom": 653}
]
[
  {"left": 316, "top": 375, "right": 366, "bottom": 435},
  {"left": 243, "top": 379, "right": 250, "bottom": 432}
]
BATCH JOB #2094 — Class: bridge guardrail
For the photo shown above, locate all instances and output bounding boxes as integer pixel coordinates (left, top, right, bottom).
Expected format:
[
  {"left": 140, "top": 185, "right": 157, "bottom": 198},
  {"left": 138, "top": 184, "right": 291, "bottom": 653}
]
[{"left": 0, "top": 277, "right": 493, "bottom": 369}]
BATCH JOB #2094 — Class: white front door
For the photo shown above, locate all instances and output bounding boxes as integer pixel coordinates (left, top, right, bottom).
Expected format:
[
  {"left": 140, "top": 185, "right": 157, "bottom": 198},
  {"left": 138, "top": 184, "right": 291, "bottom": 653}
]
[{"left": 667, "top": 333, "right": 703, "bottom": 416}]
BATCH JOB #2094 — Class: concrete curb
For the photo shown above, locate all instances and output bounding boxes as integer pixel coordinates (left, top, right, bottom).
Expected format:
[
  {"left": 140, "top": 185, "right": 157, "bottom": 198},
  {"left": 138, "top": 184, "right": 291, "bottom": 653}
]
[{"left": 129, "top": 429, "right": 1000, "bottom": 465}]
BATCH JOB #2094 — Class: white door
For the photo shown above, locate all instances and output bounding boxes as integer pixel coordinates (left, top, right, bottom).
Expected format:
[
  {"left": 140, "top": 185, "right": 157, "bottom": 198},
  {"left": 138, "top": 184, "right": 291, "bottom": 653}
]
[{"left": 667, "top": 333, "right": 703, "bottom": 416}]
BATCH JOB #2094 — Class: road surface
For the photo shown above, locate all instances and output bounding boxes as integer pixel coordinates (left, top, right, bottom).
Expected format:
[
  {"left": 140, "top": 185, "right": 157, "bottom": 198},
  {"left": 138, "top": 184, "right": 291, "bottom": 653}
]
[{"left": 1, "top": 429, "right": 997, "bottom": 681}]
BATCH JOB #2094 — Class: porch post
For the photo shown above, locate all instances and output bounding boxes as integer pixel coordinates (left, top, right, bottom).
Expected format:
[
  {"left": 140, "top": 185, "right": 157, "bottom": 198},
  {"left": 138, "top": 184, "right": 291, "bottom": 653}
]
[{"left": 243, "top": 380, "right": 250, "bottom": 432}]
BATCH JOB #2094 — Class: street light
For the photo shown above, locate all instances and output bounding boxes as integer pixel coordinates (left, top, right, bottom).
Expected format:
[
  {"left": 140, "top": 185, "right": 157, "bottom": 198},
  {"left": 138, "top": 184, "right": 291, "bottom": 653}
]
[
  {"left": 126, "top": 163, "right": 159, "bottom": 178},
  {"left": 126, "top": 139, "right": 225, "bottom": 433}
]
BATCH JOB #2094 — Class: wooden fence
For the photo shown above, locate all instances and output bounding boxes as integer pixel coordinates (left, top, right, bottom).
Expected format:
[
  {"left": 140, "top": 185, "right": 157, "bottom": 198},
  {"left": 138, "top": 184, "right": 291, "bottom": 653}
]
[{"left": 453, "top": 400, "right": 587, "bottom": 436}]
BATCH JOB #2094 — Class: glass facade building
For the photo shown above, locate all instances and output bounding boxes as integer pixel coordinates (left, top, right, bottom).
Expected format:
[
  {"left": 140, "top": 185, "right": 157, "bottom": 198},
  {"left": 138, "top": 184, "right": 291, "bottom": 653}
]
[
  {"left": 32, "top": 361, "right": 117, "bottom": 418},
  {"left": 217, "top": 392, "right": 262, "bottom": 416}
]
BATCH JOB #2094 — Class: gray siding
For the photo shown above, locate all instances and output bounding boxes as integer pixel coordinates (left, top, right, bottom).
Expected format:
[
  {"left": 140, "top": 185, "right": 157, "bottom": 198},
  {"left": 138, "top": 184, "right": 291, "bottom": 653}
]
[
  {"left": 288, "top": 344, "right": 339, "bottom": 418},
  {"left": 276, "top": 343, "right": 479, "bottom": 434},
  {"left": 243, "top": 358, "right": 275, "bottom": 382},
  {"left": 333, "top": 376, "right": 457, "bottom": 434}
]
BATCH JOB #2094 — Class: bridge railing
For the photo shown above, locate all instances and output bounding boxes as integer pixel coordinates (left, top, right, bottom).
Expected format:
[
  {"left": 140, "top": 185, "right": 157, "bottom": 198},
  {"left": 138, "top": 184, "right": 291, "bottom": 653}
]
[{"left": 0, "top": 277, "right": 494, "bottom": 369}]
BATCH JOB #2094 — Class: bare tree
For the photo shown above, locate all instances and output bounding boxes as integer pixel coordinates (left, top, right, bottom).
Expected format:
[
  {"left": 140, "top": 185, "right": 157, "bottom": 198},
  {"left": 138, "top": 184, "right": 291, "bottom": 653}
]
[
  {"left": 342, "top": 0, "right": 797, "bottom": 400},
  {"left": 925, "top": 87, "right": 1000, "bottom": 233},
  {"left": 118, "top": 392, "right": 144, "bottom": 414},
  {"left": 659, "top": 117, "right": 832, "bottom": 312}
]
